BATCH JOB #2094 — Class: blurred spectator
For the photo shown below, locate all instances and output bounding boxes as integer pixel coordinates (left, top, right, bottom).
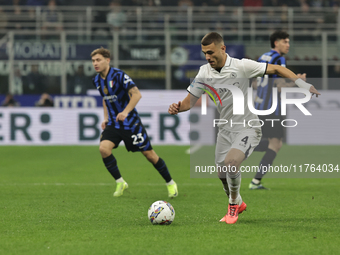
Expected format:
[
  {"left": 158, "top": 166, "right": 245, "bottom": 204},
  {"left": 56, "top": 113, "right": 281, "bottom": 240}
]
[
  {"left": 41, "top": 0, "right": 63, "bottom": 32},
  {"left": 10, "top": 68, "right": 24, "bottom": 95},
  {"left": 1, "top": 93, "right": 19, "bottom": 107},
  {"left": 323, "top": 3, "right": 339, "bottom": 24},
  {"left": 244, "top": 0, "right": 263, "bottom": 7},
  {"left": 328, "top": 63, "right": 340, "bottom": 89},
  {"left": 160, "top": 0, "right": 179, "bottom": 5},
  {"left": 67, "top": 65, "right": 93, "bottom": 95},
  {"left": 262, "top": 9, "right": 282, "bottom": 24},
  {"left": 36, "top": 93, "right": 54, "bottom": 107},
  {"left": 224, "top": 0, "right": 243, "bottom": 6},
  {"left": 26, "top": 0, "right": 47, "bottom": 6},
  {"left": 0, "top": 7, "right": 8, "bottom": 30},
  {"left": 330, "top": 63, "right": 340, "bottom": 77},
  {"left": 304, "top": 0, "right": 327, "bottom": 7},
  {"left": 95, "top": 0, "right": 111, "bottom": 5},
  {"left": 25, "top": 65, "right": 46, "bottom": 94},
  {"left": 296, "top": 1, "right": 318, "bottom": 38},
  {"left": 213, "top": 4, "right": 232, "bottom": 31},
  {"left": 12, "top": 4, "right": 23, "bottom": 30},
  {"left": 5, "top": 0, "right": 25, "bottom": 5},
  {"left": 106, "top": 1, "right": 127, "bottom": 31},
  {"left": 178, "top": 0, "right": 194, "bottom": 8},
  {"left": 204, "top": 0, "right": 223, "bottom": 6},
  {"left": 65, "top": 0, "right": 94, "bottom": 6}
]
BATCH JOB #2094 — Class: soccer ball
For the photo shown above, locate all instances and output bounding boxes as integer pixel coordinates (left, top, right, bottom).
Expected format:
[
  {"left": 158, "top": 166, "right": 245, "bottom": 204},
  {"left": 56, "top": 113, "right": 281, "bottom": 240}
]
[{"left": 148, "top": 200, "right": 175, "bottom": 225}]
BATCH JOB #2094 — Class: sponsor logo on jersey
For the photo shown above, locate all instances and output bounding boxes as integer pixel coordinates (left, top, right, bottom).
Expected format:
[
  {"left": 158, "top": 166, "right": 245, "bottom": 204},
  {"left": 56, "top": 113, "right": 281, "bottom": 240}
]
[
  {"left": 231, "top": 72, "right": 237, "bottom": 78},
  {"left": 104, "top": 95, "right": 117, "bottom": 102}
]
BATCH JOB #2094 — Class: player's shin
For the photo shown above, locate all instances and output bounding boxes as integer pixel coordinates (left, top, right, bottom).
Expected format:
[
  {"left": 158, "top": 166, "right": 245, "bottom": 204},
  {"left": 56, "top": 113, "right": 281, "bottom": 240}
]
[
  {"left": 218, "top": 165, "right": 229, "bottom": 196},
  {"left": 103, "top": 154, "right": 123, "bottom": 181},
  {"left": 254, "top": 149, "right": 276, "bottom": 181},
  {"left": 153, "top": 157, "right": 172, "bottom": 183},
  {"left": 227, "top": 169, "right": 241, "bottom": 205}
]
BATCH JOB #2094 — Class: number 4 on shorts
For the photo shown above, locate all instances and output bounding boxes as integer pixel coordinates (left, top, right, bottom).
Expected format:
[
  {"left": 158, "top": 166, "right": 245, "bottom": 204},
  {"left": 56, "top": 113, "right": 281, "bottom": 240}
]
[{"left": 241, "top": 136, "right": 248, "bottom": 145}]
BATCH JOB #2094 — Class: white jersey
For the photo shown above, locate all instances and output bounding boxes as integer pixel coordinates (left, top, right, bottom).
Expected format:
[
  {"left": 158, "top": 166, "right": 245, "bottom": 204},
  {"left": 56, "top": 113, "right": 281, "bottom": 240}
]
[{"left": 187, "top": 54, "right": 267, "bottom": 132}]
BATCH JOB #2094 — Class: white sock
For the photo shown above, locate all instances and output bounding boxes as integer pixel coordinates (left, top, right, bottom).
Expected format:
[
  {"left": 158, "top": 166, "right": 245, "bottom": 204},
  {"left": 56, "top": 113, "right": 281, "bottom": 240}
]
[
  {"left": 227, "top": 171, "right": 241, "bottom": 204},
  {"left": 116, "top": 177, "right": 124, "bottom": 183},
  {"left": 237, "top": 195, "right": 243, "bottom": 206},
  {"left": 166, "top": 179, "right": 175, "bottom": 185},
  {"left": 252, "top": 178, "right": 260, "bottom": 185}
]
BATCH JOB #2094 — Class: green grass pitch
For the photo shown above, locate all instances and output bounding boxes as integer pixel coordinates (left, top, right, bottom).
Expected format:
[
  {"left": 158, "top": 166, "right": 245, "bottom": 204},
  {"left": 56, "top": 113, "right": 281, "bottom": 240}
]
[{"left": 1, "top": 145, "right": 339, "bottom": 255}]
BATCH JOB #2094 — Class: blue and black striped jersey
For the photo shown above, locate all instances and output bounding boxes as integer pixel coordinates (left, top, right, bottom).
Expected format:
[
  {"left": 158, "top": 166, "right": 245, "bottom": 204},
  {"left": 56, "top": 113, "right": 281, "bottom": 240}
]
[
  {"left": 93, "top": 67, "right": 141, "bottom": 130},
  {"left": 255, "top": 49, "right": 286, "bottom": 116}
]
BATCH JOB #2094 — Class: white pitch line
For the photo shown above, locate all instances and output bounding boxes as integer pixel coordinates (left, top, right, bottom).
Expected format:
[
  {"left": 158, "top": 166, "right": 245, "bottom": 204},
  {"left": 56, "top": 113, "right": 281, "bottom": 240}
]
[
  {"left": 0, "top": 182, "right": 337, "bottom": 187},
  {"left": 0, "top": 182, "right": 220, "bottom": 186},
  {"left": 185, "top": 144, "right": 203, "bottom": 154}
]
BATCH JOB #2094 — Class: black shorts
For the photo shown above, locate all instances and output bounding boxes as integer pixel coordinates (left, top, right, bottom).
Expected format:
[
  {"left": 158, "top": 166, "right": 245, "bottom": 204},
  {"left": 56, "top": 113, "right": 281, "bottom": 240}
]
[
  {"left": 258, "top": 114, "right": 284, "bottom": 139},
  {"left": 100, "top": 124, "right": 153, "bottom": 152}
]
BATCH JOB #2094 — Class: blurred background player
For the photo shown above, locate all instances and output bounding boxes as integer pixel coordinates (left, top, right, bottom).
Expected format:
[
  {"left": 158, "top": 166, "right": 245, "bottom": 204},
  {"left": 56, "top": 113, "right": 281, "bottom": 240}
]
[
  {"left": 91, "top": 47, "right": 178, "bottom": 198},
  {"left": 249, "top": 31, "right": 306, "bottom": 190}
]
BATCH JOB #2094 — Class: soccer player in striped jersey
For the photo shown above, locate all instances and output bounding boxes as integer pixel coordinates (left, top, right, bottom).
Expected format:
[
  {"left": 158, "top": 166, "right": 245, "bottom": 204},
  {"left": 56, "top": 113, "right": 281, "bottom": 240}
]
[
  {"left": 91, "top": 47, "right": 178, "bottom": 198},
  {"left": 249, "top": 31, "right": 305, "bottom": 190}
]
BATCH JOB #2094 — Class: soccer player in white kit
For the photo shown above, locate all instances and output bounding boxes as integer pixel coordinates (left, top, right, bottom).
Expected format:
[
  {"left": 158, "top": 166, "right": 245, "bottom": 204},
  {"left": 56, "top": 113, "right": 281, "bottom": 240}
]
[{"left": 168, "top": 32, "right": 320, "bottom": 224}]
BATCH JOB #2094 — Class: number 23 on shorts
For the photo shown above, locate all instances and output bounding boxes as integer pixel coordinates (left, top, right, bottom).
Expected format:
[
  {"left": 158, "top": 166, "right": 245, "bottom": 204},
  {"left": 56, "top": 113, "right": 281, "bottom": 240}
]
[{"left": 131, "top": 133, "right": 144, "bottom": 145}]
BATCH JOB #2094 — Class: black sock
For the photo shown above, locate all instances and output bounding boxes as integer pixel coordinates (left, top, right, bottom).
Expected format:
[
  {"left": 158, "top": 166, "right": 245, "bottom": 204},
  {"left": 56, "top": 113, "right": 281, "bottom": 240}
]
[
  {"left": 103, "top": 154, "right": 121, "bottom": 180},
  {"left": 254, "top": 149, "right": 277, "bottom": 181},
  {"left": 153, "top": 158, "right": 172, "bottom": 183},
  {"left": 254, "top": 139, "right": 269, "bottom": 152}
]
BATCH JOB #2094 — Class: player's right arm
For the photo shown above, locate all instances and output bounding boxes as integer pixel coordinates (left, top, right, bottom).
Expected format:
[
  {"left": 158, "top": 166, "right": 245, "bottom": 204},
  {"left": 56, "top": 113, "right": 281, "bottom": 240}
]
[
  {"left": 169, "top": 67, "right": 204, "bottom": 115},
  {"left": 168, "top": 93, "right": 199, "bottom": 115},
  {"left": 101, "top": 99, "right": 109, "bottom": 130}
]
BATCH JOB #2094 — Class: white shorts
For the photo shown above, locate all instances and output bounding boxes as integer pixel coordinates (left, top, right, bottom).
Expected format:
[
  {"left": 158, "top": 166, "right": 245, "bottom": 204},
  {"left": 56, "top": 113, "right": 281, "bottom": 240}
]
[{"left": 215, "top": 128, "right": 262, "bottom": 166}]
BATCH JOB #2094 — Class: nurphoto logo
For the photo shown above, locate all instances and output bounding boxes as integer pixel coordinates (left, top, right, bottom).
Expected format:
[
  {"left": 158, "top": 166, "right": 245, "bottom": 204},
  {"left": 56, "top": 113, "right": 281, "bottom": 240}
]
[{"left": 193, "top": 82, "right": 312, "bottom": 128}]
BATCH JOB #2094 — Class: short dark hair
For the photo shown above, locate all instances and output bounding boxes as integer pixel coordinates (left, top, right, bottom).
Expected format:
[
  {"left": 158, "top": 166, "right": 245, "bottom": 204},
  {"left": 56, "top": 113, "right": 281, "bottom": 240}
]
[
  {"left": 91, "top": 47, "right": 111, "bottom": 58},
  {"left": 270, "top": 31, "right": 289, "bottom": 48},
  {"left": 201, "top": 32, "right": 224, "bottom": 46}
]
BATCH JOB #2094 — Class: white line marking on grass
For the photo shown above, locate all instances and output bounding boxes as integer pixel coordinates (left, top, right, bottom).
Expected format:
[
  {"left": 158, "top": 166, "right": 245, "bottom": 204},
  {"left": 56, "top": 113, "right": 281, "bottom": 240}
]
[
  {"left": 185, "top": 145, "right": 203, "bottom": 154},
  {"left": 0, "top": 182, "right": 218, "bottom": 186},
  {"left": 0, "top": 182, "right": 337, "bottom": 186}
]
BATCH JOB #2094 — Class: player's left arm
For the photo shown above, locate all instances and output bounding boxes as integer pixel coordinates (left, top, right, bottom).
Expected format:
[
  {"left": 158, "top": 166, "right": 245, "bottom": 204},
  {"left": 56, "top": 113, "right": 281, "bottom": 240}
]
[
  {"left": 265, "top": 64, "right": 320, "bottom": 97},
  {"left": 116, "top": 86, "right": 141, "bottom": 122},
  {"left": 275, "top": 73, "right": 306, "bottom": 91}
]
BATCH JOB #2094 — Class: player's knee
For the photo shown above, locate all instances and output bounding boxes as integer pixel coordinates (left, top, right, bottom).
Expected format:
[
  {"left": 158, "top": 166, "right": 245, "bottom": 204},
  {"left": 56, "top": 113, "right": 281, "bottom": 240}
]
[
  {"left": 275, "top": 143, "right": 282, "bottom": 151},
  {"left": 270, "top": 142, "right": 282, "bottom": 153},
  {"left": 143, "top": 150, "right": 158, "bottom": 163},
  {"left": 278, "top": 141, "right": 283, "bottom": 150},
  {"left": 99, "top": 145, "right": 112, "bottom": 158},
  {"left": 224, "top": 159, "right": 240, "bottom": 173},
  {"left": 224, "top": 159, "right": 238, "bottom": 168},
  {"left": 269, "top": 138, "right": 282, "bottom": 152}
]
